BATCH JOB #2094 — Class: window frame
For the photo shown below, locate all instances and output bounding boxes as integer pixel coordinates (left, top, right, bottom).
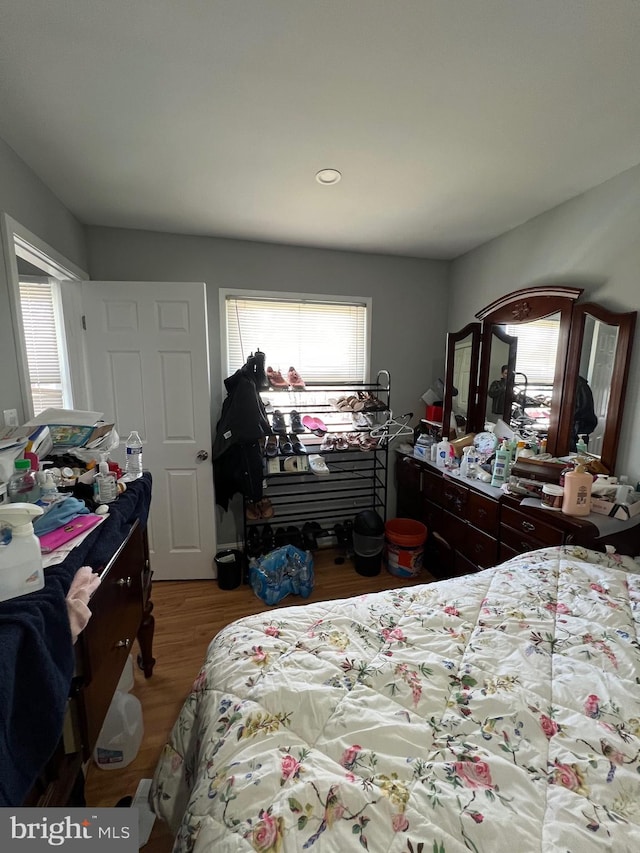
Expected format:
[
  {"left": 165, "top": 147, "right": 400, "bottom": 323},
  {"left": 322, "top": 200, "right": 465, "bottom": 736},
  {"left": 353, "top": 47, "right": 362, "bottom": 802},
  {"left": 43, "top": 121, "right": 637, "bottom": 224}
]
[
  {"left": 219, "top": 288, "right": 372, "bottom": 386},
  {"left": 2, "top": 214, "right": 89, "bottom": 420}
]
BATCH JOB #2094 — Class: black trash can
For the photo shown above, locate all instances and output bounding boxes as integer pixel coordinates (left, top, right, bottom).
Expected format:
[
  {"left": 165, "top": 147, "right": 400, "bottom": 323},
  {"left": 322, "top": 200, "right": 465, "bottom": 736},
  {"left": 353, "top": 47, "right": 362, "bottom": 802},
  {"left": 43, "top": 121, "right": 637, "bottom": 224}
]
[
  {"left": 352, "top": 510, "right": 385, "bottom": 576},
  {"left": 215, "top": 549, "right": 242, "bottom": 590}
]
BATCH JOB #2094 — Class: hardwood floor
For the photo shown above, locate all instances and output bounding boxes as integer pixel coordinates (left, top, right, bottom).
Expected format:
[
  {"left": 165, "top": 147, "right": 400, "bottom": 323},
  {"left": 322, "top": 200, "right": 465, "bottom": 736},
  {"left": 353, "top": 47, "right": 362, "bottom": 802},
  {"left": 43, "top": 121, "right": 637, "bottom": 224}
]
[{"left": 84, "top": 549, "right": 434, "bottom": 851}]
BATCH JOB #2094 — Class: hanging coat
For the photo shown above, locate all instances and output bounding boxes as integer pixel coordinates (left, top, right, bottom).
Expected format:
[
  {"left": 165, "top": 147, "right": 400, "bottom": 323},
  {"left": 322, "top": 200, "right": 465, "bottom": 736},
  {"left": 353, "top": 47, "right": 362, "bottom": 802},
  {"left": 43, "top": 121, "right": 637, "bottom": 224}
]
[{"left": 212, "top": 365, "right": 271, "bottom": 510}]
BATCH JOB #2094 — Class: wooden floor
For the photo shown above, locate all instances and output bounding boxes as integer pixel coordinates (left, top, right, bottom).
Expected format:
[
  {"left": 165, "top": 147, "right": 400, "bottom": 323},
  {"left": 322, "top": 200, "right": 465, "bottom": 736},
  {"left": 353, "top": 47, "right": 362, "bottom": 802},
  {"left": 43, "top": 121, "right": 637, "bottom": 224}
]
[{"left": 84, "top": 549, "right": 434, "bottom": 851}]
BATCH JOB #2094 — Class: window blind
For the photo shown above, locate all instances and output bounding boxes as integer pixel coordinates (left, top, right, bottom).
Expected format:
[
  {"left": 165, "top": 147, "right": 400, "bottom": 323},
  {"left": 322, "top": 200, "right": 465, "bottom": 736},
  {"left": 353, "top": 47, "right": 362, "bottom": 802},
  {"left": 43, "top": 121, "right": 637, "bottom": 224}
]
[
  {"left": 506, "top": 320, "right": 560, "bottom": 385},
  {"left": 225, "top": 296, "right": 368, "bottom": 382},
  {"left": 19, "top": 279, "right": 65, "bottom": 415}
]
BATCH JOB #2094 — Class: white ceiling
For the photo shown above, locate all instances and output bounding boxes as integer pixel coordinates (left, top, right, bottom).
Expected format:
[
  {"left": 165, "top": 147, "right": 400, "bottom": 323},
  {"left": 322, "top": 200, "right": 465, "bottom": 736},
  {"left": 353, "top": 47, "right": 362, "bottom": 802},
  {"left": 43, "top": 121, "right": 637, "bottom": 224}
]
[{"left": 1, "top": 0, "right": 639, "bottom": 260}]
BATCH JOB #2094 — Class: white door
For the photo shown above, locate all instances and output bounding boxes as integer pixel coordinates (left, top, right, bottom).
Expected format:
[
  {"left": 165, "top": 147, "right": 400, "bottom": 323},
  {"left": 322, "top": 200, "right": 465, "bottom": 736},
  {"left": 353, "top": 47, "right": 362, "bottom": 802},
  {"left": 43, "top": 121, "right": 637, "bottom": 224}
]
[{"left": 77, "top": 281, "right": 216, "bottom": 580}]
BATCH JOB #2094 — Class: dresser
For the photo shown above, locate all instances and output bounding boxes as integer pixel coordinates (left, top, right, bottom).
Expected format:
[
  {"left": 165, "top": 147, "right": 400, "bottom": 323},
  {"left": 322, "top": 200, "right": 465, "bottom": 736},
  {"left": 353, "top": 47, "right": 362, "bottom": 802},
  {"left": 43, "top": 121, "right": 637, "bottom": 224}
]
[
  {"left": 395, "top": 453, "right": 640, "bottom": 577},
  {"left": 18, "top": 477, "right": 155, "bottom": 808}
]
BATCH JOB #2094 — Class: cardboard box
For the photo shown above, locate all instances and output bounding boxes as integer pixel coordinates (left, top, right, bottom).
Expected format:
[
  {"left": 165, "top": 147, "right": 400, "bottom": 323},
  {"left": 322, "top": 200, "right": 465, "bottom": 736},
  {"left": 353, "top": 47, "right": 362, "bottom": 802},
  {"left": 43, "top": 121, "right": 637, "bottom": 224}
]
[
  {"left": 266, "top": 455, "right": 309, "bottom": 474},
  {"left": 590, "top": 496, "right": 640, "bottom": 520}
]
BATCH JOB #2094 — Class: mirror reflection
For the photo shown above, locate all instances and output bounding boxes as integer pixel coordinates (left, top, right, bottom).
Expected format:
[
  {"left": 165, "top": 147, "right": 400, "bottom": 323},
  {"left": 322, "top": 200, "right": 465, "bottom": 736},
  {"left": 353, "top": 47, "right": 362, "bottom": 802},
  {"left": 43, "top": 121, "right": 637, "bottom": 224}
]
[
  {"left": 485, "top": 313, "right": 561, "bottom": 436},
  {"left": 574, "top": 315, "right": 618, "bottom": 456},
  {"left": 450, "top": 332, "right": 475, "bottom": 435}
]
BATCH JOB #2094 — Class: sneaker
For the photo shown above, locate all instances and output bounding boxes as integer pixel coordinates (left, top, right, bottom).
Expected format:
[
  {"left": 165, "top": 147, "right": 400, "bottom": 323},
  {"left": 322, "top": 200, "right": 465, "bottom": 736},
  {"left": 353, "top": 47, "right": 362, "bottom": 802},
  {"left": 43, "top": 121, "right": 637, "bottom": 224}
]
[
  {"left": 287, "top": 366, "right": 305, "bottom": 388},
  {"left": 267, "top": 367, "right": 288, "bottom": 388},
  {"left": 309, "top": 454, "right": 330, "bottom": 476}
]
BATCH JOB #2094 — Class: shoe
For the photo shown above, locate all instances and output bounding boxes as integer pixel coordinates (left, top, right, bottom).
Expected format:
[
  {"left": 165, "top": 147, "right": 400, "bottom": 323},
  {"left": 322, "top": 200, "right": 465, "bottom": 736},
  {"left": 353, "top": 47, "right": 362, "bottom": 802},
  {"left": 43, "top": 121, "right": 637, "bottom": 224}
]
[
  {"left": 334, "top": 434, "right": 349, "bottom": 451},
  {"left": 287, "top": 367, "right": 305, "bottom": 388},
  {"left": 247, "top": 527, "right": 262, "bottom": 558},
  {"left": 286, "top": 525, "right": 303, "bottom": 548},
  {"left": 290, "top": 410, "right": 305, "bottom": 433},
  {"left": 309, "top": 454, "right": 330, "bottom": 476},
  {"left": 272, "top": 410, "right": 287, "bottom": 433},
  {"left": 247, "top": 350, "right": 268, "bottom": 389},
  {"left": 302, "top": 521, "right": 318, "bottom": 550},
  {"left": 301, "top": 415, "right": 327, "bottom": 436},
  {"left": 290, "top": 434, "right": 307, "bottom": 454},
  {"left": 280, "top": 436, "right": 294, "bottom": 456},
  {"left": 267, "top": 367, "right": 288, "bottom": 388},
  {"left": 246, "top": 501, "right": 261, "bottom": 521},
  {"left": 274, "top": 526, "right": 288, "bottom": 547},
  {"left": 257, "top": 498, "right": 274, "bottom": 519},
  {"left": 265, "top": 434, "right": 279, "bottom": 457},
  {"left": 262, "top": 524, "right": 274, "bottom": 553}
]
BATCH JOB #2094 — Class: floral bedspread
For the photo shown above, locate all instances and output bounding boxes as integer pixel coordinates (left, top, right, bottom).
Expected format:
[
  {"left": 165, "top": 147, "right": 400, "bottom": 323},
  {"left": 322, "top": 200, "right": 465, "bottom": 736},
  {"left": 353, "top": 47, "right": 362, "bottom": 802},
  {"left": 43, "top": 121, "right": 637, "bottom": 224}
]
[{"left": 151, "top": 546, "right": 640, "bottom": 852}]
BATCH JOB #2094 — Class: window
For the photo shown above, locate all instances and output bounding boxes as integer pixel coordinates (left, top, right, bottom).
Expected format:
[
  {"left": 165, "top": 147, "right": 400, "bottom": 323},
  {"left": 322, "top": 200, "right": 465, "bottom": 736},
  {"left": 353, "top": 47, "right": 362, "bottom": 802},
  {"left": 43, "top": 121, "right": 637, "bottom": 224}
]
[
  {"left": 2, "top": 214, "right": 88, "bottom": 420},
  {"left": 18, "top": 277, "right": 72, "bottom": 415},
  {"left": 224, "top": 293, "right": 370, "bottom": 382}
]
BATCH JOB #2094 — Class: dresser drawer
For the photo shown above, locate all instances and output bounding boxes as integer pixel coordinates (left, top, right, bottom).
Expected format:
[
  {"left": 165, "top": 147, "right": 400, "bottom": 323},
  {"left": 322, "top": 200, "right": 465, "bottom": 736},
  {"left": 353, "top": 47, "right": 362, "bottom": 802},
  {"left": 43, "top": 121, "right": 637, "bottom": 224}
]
[
  {"left": 459, "top": 525, "right": 498, "bottom": 569},
  {"left": 467, "top": 491, "right": 499, "bottom": 535},
  {"left": 441, "top": 479, "right": 468, "bottom": 515},
  {"left": 500, "top": 505, "right": 564, "bottom": 547},
  {"left": 422, "top": 468, "right": 443, "bottom": 503},
  {"left": 78, "top": 525, "right": 145, "bottom": 753},
  {"left": 396, "top": 455, "right": 422, "bottom": 494}
]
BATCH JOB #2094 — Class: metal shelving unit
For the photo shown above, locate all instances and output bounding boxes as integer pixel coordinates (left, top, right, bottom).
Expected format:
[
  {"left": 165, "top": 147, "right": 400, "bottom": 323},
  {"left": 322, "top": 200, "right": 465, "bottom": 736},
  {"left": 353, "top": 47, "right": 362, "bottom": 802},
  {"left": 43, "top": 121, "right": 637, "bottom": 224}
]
[{"left": 243, "top": 370, "right": 391, "bottom": 554}]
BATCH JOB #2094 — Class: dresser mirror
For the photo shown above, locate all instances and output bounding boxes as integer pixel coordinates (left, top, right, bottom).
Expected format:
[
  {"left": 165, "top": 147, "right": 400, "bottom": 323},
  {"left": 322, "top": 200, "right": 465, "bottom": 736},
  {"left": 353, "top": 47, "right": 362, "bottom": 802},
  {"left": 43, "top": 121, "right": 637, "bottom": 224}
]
[
  {"left": 559, "top": 302, "right": 636, "bottom": 473},
  {"left": 443, "top": 286, "right": 636, "bottom": 474},
  {"left": 442, "top": 322, "right": 480, "bottom": 439}
]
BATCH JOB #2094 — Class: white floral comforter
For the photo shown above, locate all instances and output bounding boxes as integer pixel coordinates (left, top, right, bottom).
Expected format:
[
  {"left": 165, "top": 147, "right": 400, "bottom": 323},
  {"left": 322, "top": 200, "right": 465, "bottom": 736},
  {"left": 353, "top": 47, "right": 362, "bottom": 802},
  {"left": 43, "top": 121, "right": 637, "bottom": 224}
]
[{"left": 151, "top": 546, "right": 640, "bottom": 853}]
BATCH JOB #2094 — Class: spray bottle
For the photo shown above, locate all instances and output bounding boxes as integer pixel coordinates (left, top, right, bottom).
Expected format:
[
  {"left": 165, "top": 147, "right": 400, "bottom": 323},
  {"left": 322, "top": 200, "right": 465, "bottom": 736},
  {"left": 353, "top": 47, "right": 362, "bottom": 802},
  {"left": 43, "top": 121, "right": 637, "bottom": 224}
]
[{"left": 0, "top": 502, "right": 45, "bottom": 602}]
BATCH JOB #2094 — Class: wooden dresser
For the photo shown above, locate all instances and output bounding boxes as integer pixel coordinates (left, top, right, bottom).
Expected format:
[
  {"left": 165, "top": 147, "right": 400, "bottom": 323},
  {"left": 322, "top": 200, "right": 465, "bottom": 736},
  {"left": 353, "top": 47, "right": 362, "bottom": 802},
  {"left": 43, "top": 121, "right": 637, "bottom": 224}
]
[
  {"left": 25, "top": 520, "right": 155, "bottom": 807},
  {"left": 395, "top": 453, "right": 640, "bottom": 577}
]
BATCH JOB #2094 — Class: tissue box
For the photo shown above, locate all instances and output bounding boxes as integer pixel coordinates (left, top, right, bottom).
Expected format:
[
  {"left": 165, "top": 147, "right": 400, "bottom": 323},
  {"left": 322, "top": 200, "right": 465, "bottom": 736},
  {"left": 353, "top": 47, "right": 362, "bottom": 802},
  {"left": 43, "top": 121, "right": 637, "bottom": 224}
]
[{"left": 413, "top": 443, "right": 431, "bottom": 461}]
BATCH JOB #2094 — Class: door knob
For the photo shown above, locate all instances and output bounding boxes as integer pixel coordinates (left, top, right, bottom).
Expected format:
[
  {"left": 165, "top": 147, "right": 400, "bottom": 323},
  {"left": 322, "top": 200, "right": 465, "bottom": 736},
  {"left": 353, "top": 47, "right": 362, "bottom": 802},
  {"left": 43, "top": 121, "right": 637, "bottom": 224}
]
[{"left": 197, "top": 450, "right": 209, "bottom": 461}]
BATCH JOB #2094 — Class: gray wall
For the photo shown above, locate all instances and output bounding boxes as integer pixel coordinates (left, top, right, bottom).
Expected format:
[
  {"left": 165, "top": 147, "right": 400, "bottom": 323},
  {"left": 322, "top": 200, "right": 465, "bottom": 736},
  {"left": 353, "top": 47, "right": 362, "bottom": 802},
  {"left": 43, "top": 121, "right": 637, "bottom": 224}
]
[
  {"left": 0, "top": 137, "right": 88, "bottom": 420},
  {"left": 449, "top": 162, "right": 640, "bottom": 484},
  {"left": 86, "top": 226, "right": 449, "bottom": 542}
]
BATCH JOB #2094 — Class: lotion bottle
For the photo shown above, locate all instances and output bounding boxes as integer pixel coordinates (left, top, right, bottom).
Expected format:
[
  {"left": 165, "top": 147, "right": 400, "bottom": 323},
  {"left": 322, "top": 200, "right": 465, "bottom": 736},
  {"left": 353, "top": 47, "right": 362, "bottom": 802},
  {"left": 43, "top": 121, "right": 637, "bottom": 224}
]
[
  {"left": 490, "top": 441, "right": 511, "bottom": 487},
  {"left": 562, "top": 462, "right": 592, "bottom": 516}
]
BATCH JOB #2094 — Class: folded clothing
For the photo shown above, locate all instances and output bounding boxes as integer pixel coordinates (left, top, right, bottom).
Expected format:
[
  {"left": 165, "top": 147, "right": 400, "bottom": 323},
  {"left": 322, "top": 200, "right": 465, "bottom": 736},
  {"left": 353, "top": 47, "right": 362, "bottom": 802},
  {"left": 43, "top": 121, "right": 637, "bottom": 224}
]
[{"left": 33, "top": 497, "right": 89, "bottom": 536}]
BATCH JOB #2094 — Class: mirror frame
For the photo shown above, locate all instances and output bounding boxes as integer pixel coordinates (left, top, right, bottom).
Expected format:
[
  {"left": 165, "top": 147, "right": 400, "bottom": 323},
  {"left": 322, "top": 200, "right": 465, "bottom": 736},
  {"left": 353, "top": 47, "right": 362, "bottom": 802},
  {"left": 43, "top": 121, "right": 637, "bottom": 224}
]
[
  {"left": 559, "top": 302, "right": 636, "bottom": 473},
  {"left": 442, "top": 322, "right": 481, "bottom": 439},
  {"left": 474, "top": 285, "right": 582, "bottom": 454}
]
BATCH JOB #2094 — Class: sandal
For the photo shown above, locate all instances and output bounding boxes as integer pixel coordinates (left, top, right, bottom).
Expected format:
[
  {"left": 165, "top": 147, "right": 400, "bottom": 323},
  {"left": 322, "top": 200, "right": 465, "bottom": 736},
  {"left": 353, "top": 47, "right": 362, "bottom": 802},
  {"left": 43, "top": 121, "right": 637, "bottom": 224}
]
[
  {"left": 320, "top": 434, "right": 335, "bottom": 452},
  {"left": 309, "top": 454, "right": 330, "bottom": 476},
  {"left": 287, "top": 366, "right": 305, "bottom": 388},
  {"left": 265, "top": 434, "right": 279, "bottom": 457},
  {"left": 267, "top": 367, "right": 288, "bottom": 388},
  {"left": 246, "top": 501, "right": 261, "bottom": 521},
  {"left": 257, "top": 498, "right": 274, "bottom": 519},
  {"left": 334, "top": 434, "right": 349, "bottom": 451}
]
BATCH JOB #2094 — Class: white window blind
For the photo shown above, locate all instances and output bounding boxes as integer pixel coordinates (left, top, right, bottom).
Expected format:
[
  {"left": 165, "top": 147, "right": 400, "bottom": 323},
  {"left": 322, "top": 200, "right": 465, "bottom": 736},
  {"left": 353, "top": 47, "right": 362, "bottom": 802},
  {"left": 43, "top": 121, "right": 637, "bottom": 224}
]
[
  {"left": 19, "top": 278, "right": 68, "bottom": 415},
  {"left": 225, "top": 296, "right": 368, "bottom": 382},
  {"left": 506, "top": 320, "right": 560, "bottom": 385}
]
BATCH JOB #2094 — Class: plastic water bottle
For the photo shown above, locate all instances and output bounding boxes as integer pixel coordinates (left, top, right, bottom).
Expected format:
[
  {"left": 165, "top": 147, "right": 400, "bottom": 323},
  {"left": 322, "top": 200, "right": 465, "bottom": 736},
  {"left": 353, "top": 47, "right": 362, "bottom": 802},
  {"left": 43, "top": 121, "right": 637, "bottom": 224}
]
[{"left": 125, "top": 431, "right": 144, "bottom": 479}]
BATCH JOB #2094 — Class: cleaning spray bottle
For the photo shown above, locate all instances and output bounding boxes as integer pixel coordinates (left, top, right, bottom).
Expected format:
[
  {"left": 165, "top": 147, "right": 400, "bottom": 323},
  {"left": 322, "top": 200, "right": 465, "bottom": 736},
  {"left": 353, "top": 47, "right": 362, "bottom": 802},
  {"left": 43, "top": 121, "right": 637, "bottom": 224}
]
[{"left": 0, "top": 502, "right": 45, "bottom": 602}]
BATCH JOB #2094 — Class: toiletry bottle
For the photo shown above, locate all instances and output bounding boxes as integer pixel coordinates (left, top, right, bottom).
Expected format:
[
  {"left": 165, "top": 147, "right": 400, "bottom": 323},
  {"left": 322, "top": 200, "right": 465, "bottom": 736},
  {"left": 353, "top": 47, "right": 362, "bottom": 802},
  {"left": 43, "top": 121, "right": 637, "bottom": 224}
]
[
  {"left": 94, "top": 454, "right": 118, "bottom": 503},
  {"left": 576, "top": 435, "right": 588, "bottom": 455},
  {"left": 490, "top": 441, "right": 511, "bottom": 487},
  {"left": 0, "top": 502, "right": 45, "bottom": 602},
  {"left": 562, "top": 462, "right": 592, "bottom": 516},
  {"left": 435, "top": 439, "right": 452, "bottom": 469},
  {"left": 7, "top": 459, "right": 41, "bottom": 503}
]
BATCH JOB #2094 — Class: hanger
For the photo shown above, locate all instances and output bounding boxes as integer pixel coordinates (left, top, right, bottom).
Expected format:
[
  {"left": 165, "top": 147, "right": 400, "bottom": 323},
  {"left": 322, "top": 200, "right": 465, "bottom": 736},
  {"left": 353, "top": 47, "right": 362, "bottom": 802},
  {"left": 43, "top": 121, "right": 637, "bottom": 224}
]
[{"left": 369, "top": 412, "right": 414, "bottom": 445}]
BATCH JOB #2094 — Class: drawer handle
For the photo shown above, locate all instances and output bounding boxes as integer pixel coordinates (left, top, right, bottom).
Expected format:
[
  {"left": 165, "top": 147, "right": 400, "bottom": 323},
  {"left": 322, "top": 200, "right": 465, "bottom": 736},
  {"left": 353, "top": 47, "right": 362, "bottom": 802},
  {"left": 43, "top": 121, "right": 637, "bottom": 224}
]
[
  {"left": 116, "top": 638, "right": 131, "bottom": 649},
  {"left": 478, "top": 508, "right": 487, "bottom": 519},
  {"left": 116, "top": 576, "right": 132, "bottom": 587},
  {"left": 521, "top": 521, "right": 536, "bottom": 532}
]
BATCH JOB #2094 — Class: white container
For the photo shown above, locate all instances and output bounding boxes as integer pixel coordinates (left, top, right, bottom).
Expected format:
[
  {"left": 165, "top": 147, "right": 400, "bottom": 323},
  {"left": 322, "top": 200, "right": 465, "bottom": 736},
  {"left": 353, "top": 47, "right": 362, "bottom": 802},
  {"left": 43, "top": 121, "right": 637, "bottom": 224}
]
[
  {"left": 93, "top": 690, "right": 144, "bottom": 770},
  {"left": 435, "top": 439, "right": 452, "bottom": 468},
  {"left": 541, "top": 483, "right": 564, "bottom": 510},
  {"left": 124, "top": 431, "right": 144, "bottom": 479},
  {"left": 116, "top": 653, "right": 135, "bottom": 693},
  {"left": 0, "top": 502, "right": 44, "bottom": 602}
]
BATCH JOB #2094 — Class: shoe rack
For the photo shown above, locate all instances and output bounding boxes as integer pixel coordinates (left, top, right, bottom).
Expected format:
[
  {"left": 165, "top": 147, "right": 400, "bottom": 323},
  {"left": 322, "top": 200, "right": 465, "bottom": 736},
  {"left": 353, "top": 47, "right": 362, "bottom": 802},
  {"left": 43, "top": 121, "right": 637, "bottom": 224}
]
[{"left": 243, "top": 370, "right": 391, "bottom": 560}]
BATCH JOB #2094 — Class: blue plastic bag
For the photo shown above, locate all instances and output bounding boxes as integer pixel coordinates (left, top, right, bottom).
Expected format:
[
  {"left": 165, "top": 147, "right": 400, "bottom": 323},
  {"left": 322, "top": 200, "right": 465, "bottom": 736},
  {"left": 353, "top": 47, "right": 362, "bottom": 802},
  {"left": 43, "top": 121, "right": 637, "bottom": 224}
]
[{"left": 249, "top": 545, "right": 314, "bottom": 606}]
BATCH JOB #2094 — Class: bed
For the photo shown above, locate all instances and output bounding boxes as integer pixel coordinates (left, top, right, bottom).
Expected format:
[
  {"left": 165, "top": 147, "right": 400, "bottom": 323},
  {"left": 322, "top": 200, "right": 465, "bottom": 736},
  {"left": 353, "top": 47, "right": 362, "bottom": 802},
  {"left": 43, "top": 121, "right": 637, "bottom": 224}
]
[{"left": 150, "top": 545, "right": 640, "bottom": 852}]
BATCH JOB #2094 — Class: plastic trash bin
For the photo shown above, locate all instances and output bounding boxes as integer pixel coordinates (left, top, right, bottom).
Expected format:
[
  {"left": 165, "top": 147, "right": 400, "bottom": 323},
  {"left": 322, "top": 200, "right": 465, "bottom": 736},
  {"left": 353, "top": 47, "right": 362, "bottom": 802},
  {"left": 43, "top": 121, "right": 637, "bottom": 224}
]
[
  {"left": 215, "top": 549, "right": 242, "bottom": 590},
  {"left": 353, "top": 509, "right": 385, "bottom": 576}
]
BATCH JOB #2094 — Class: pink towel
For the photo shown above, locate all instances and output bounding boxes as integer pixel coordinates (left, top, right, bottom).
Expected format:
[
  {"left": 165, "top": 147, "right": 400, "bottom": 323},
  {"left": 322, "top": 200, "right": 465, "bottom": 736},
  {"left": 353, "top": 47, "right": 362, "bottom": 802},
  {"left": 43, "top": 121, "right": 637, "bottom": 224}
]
[{"left": 65, "top": 566, "right": 101, "bottom": 643}]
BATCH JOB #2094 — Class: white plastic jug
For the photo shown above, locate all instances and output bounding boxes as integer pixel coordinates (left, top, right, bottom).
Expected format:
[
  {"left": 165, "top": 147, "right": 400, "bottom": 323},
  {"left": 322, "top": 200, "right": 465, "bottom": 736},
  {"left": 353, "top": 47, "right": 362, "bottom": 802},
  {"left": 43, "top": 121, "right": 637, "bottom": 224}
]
[
  {"left": 116, "top": 653, "right": 135, "bottom": 693},
  {"left": 93, "top": 690, "right": 144, "bottom": 770}
]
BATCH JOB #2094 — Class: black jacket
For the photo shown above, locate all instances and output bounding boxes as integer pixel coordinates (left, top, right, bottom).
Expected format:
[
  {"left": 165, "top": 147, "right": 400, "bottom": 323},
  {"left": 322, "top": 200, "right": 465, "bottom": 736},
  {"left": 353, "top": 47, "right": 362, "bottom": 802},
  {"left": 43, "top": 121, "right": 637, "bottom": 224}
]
[{"left": 213, "top": 366, "right": 271, "bottom": 509}]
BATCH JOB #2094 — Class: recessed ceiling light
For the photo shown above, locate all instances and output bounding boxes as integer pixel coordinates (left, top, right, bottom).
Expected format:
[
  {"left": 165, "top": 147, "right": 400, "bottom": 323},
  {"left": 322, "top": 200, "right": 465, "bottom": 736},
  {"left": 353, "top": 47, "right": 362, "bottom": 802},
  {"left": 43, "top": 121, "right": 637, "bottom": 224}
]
[{"left": 315, "top": 168, "right": 342, "bottom": 185}]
